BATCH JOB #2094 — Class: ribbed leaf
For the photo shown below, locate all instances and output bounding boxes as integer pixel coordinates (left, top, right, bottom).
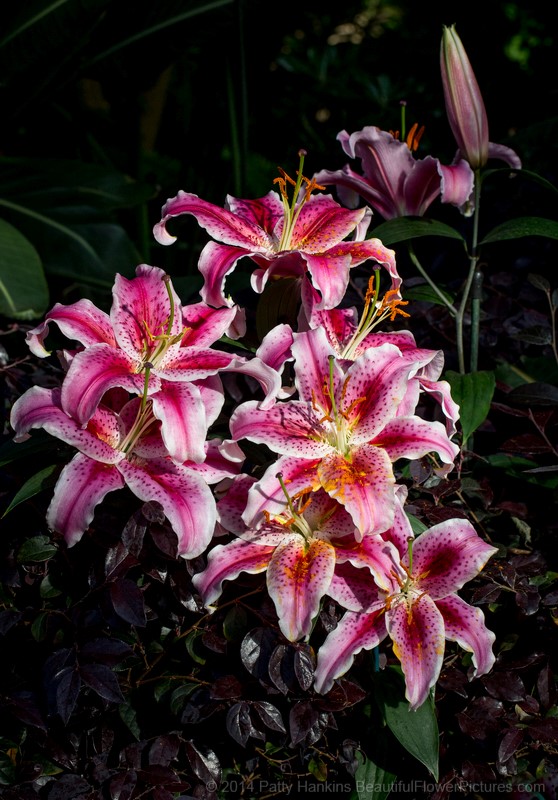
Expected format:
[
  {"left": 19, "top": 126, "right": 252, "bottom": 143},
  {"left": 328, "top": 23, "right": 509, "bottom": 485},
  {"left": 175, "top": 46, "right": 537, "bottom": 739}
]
[{"left": 0, "top": 218, "right": 48, "bottom": 319}]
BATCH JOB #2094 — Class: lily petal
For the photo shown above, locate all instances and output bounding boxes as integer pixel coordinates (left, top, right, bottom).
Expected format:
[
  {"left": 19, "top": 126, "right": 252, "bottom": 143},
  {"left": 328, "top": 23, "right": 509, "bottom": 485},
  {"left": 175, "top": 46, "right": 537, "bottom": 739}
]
[
  {"left": 242, "top": 455, "right": 321, "bottom": 527},
  {"left": 436, "top": 594, "right": 496, "bottom": 677},
  {"left": 410, "top": 519, "right": 498, "bottom": 599},
  {"left": 26, "top": 299, "right": 115, "bottom": 357},
  {"left": 267, "top": 537, "right": 336, "bottom": 641},
  {"left": 371, "top": 415, "right": 459, "bottom": 468},
  {"left": 151, "top": 381, "right": 207, "bottom": 464},
  {"left": 193, "top": 538, "right": 274, "bottom": 607},
  {"left": 47, "top": 453, "right": 125, "bottom": 546},
  {"left": 314, "top": 608, "right": 387, "bottom": 694},
  {"left": 386, "top": 592, "right": 445, "bottom": 710}
]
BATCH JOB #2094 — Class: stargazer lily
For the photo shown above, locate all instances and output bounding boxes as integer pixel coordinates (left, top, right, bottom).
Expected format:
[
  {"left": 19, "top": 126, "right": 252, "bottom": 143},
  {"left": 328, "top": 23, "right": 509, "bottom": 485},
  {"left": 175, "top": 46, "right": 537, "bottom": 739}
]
[
  {"left": 26, "top": 264, "right": 280, "bottom": 463},
  {"left": 9, "top": 388, "right": 242, "bottom": 556},
  {"left": 314, "top": 125, "right": 475, "bottom": 219},
  {"left": 194, "top": 486, "right": 398, "bottom": 642},
  {"left": 314, "top": 515, "right": 498, "bottom": 709},
  {"left": 230, "top": 326, "right": 459, "bottom": 536},
  {"left": 153, "top": 150, "right": 401, "bottom": 313}
]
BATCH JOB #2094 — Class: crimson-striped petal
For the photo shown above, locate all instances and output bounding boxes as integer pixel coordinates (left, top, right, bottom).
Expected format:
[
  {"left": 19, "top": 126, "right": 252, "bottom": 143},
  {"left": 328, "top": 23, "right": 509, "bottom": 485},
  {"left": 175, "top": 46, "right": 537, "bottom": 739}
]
[
  {"left": 26, "top": 299, "right": 115, "bottom": 358},
  {"left": 192, "top": 538, "right": 274, "bottom": 607},
  {"left": 436, "top": 594, "right": 496, "bottom": 676}
]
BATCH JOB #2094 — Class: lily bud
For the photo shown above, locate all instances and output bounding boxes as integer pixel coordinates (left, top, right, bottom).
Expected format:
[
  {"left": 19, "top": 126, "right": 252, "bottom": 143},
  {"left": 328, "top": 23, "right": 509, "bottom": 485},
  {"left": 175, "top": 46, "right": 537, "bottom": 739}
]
[{"left": 440, "top": 24, "right": 489, "bottom": 169}]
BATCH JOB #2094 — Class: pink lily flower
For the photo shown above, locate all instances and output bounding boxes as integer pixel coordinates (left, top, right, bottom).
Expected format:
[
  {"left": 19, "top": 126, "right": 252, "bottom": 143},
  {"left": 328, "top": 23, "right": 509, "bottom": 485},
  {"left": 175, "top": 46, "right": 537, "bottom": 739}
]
[
  {"left": 9, "top": 387, "right": 241, "bottom": 556},
  {"left": 153, "top": 151, "right": 401, "bottom": 312},
  {"left": 314, "top": 514, "right": 497, "bottom": 709},
  {"left": 313, "top": 125, "right": 475, "bottom": 219},
  {"left": 194, "top": 487, "right": 398, "bottom": 642},
  {"left": 26, "top": 265, "right": 280, "bottom": 463},
  {"left": 441, "top": 25, "right": 522, "bottom": 171},
  {"left": 230, "top": 327, "right": 459, "bottom": 536}
]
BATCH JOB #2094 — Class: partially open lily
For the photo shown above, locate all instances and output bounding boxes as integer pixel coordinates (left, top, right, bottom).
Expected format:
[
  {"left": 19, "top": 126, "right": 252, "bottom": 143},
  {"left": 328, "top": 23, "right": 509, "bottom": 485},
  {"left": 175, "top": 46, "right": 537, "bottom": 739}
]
[
  {"left": 231, "top": 327, "right": 459, "bottom": 536},
  {"left": 153, "top": 150, "right": 401, "bottom": 312},
  {"left": 314, "top": 125, "right": 475, "bottom": 219},
  {"left": 441, "top": 25, "right": 522, "bottom": 171},
  {"left": 314, "top": 515, "right": 498, "bottom": 709},
  {"left": 9, "top": 389, "right": 241, "bottom": 556}
]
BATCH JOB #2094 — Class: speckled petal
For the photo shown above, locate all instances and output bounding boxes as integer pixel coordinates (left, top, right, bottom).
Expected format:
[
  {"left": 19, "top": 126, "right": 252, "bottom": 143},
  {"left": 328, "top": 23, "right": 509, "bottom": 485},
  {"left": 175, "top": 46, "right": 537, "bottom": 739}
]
[
  {"left": 371, "top": 415, "right": 459, "bottom": 468},
  {"left": 436, "top": 594, "right": 496, "bottom": 676},
  {"left": 47, "top": 453, "right": 125, "bottom": 546},
  {"left": 26, "top": 299, "right": 115, "bottom": 357},
  {"left": 314, "top": 608, "right": 387, "bottom": 694},
  {"left": 151, "top": 381, "right": 207, "bottom": 464},
  {"left": 410, "top": 518, "right": 498, "bottom": 599},
  {"left": 118, "top": 458, "right": 216, "bottom": 559},
  {"left": 181, "top": 301, "right": 242, "bottom": 347},
  {"left": 230, "top": 399, "right": 332, "bottom": 458},
  {"left": 301, "top": 251, "right": 352, "bottom": 311},
  {"left": 187, "top": 438, "right": 244, "bottom": 483},
  {"left": 379, "top": 484, "right": 414, "bottom": 558},
  {"left": 386, "top": 592, "right": 445, "bottom": 710},
  {"left": 328, "top": 562, "right": 385, "bottom": 612},
  {"left": 242, "top": 455, "right": 321, "bottom": 527},
  {"left": 61, "top": 343, "right": 154, "bottom": 425},
  {"left": 111, "top": 265, "right": 182, "bottom": 359},
  {"left": 290, "top": 195, "right": 367, "bottom": 252},
  {"left": 216, "top": 474, "right": 257, "bottom": 534},
  {"left": 268, "top": 537, "right": 336, "bottom": 641},
  {"left": 192, "top": 538, "right": 274, "bottom": 607},
  {"left": 154, "top": 190, "right": 270, "bottom": 249},
  {"left": 10, "top": 387, "right": 122, "bottom": 464},
  {"left": 317, "top": 444, "right": 396, "bottom": 535},
  {"left": 334, "top": 536, "right": 400, "bottom": 592},
  {"left": 197, "top": 241, "right": 251, "bottom": 309},
  {"left": 291, "top": 327, "right": 342, "bottom": 406}
]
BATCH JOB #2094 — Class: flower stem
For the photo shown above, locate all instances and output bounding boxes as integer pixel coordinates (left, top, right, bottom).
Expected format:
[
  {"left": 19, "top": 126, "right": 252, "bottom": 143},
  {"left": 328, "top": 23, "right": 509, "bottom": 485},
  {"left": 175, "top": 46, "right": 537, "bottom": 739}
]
[{"left": 407, "top": 243, "right": 458, "bottom": 317}]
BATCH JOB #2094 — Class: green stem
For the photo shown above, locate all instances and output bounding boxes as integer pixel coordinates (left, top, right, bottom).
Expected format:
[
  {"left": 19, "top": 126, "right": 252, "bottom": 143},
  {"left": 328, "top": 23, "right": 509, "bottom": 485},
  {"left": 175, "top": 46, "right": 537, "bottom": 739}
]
[
  {"left": 456, "top": 172, "right": 482, "bottom": 374},
  {"left": 407, "top": 243, "right": 458, "bottom": 317}
]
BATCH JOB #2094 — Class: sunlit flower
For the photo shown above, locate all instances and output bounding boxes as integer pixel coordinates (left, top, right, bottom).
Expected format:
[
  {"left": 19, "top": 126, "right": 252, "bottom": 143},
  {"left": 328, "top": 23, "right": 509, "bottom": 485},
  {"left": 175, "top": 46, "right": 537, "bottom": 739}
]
[
  {"left": 153, "top": 151, "right": 401, "bottom": 312},
  {"left": 230, "top": 327, "right": 459, "bottom": 536},
  {"left": 314, "top": 514, "right": 498, "bottom": 709},
  {"left": 194, "top": 487, "right": 398, "bottom": 641},
  {"left": 441, "top": 25, "right": 522, "bottom": 171}
]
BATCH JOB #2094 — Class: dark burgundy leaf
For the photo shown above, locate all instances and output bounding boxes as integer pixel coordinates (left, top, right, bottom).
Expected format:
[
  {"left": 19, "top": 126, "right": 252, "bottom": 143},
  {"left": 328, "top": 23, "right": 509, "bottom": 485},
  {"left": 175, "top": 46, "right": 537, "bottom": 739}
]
[
  {"left": 240, "top": 627, "right": 279, "bottom": 681},
  {"left": 537, "top": 663, "right": 556, "bottom": 709},
  {"left": 461, "top": 760, "right": 497, "bottom": 783},
  {"left": 482, "top": 671, "right": 526, "bottom": 702},
  {"left": 516, "top": 695, "right": 540, "bottom": 716},
  {"left": 315, "top": 679, "right": 367, "bottom": 712},
  {"left": 6, "top": 690, "right": 47, "bottom": 730},
  {"left": 269, "top": 644, "right": 297, "bottom": 694},
  {"left": 209, "top": 675, "right": 243, "bottom": 700},
  {"left": 226, "top": 701, "right": 254, "bottom": 747},
  {"left": 438, "top": 665, "right": 469, "bottom": 698},
  {"left": 201, "top": 628, "right": 227, "bottom": 654},
  {"left": 294, "top": 646, "right": 315, "bottom": 690},
  {"left": 289, "top": 700, "right": 319, "bottom": 746},
  {"left": 149, "top": 523, "right": 179, "bottom": 557},
  {"left": 498, "top": 727, "right": 524, "bottom": 764},
  {"left": 80, "top": 637, "right": 133, "bottom": 665},
  {"left": 148, "top": 734, "right": 181, "bottom": 766},
  {"left": 45, "top": 773, "right": 93, "bottom": 800},
  {"left": 527, "top": 718, "right": 558, "bottom": 743},
  {"left": 500, "top": 433, "right": 552, "bottom": 455},
  {"left": 183, "top": 739, "right": 221, "bottom": 784},
  {"left": 0, "top": 608, "right": 22, "bottom": 634},
  {"left": 109, "top": 770, "right": 137, "bottom": 800},
  {"left": 252, "top": 701, "right": 286, "bottom": 733},
  {"left": 515, "top": 584, "right": 540, "bottom": 615},
  {"left": 137, "top": 765, "right": 184, "bottom": 786},
  {"left": 457, "top": 697, "right": 504, "bottom": 739},
  {"left": 109, "top": 578, "right": 146, "bottom": 626},
  {"left": 55, "top": 666, "right": 82, "bottom": 724},
  {"left": 80, "top": 663, "right": 124, "bottom": 703},
  {"left": 507, "top": 382, "right": 558, "bottom": 406}
]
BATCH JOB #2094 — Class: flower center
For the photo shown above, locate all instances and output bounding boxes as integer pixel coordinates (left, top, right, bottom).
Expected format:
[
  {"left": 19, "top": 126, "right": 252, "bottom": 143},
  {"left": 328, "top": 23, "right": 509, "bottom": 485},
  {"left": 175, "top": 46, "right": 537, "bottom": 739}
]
[
  {"left": 310, "top": 357, "right": 366, "bottom": 455},
  {"left": 272, "top": 149, "right": 325, "bottom": 252},
  {"left": 139, "top": 274, "right": 186, "bottom": 370}
]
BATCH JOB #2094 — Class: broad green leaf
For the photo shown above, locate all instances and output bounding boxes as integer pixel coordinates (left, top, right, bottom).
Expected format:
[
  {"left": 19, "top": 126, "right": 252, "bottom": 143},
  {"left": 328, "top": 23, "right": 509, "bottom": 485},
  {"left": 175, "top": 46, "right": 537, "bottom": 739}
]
[
  {"left": 480, "top": 217, "right": 558, "bottom": 245},
  {"left": 0, "top": 218, "right": 48, "bottom": 318},
  {"left": 0, "top": 431, "right": 60, "bottom": 467},
  {"left": 371, "top": 217, "right": 466, "bottom": 246},
  {"left": 445, "top": 370, "right": 496, "bottom": 444},
  {"left": 119, "top": 702, "right": 141, "bottom": 741},
  {"left": 30, "top": 611, "right": 50, "bottom": 642},
  {"left": 354, "top": 750, "right": 396, "bottom": 800},
  {"left": 3, "top": 465, "right": 59, "bottom": 518},
  {"left": 374, "top": 666, "right": 439, "bottom": 780},
  {"left": 17, "top": 534, "right": 58, "bottom": 563}
]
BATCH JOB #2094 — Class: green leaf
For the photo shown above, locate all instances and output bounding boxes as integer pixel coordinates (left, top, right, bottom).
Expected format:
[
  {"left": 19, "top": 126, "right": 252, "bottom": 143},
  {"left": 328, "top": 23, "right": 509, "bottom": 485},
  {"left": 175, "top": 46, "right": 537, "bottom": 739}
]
[
  {"left": 354, "top": 750, "right": 396, "bottom": 800},
  {"left": 30, "top": 611, "right": 50, "bottom": 642},
  {"left": 480, "top": 217, "right": 558, "bottom": 245},
  {"left": 405, "top": 512, "right": 428, "bottom": 536},
  {"left": 17, "top": 534, "right": 58, "bottom": 563},
  {"left": 3, "top": 465, "right": 60, "bottom": 518},
  {"left": 184, "top": 629, "right": 206, "bottom": 665},
  {"left": 0, "top": 217, "right": 48, "bottom": 318},
  {"left": 372, "top": 217, "right": 466, "bottom": 246},
  {"left": 445, "top": 370, "right": 496, "bottom": 445},
  {"left": 403, "top": 283, "right": 454, "bottom": 307},
  {"left": 170, "top": 682, "right": 198, "bottom": 715},
  {"left": 0, "top": 431, "right": 59, "bottom": 467},
  {"left": 374, "top": 666, "right": 439, "bottom": 780},
  {"left": 118, "top": 702, "right": 141, "bottom": 741}
]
